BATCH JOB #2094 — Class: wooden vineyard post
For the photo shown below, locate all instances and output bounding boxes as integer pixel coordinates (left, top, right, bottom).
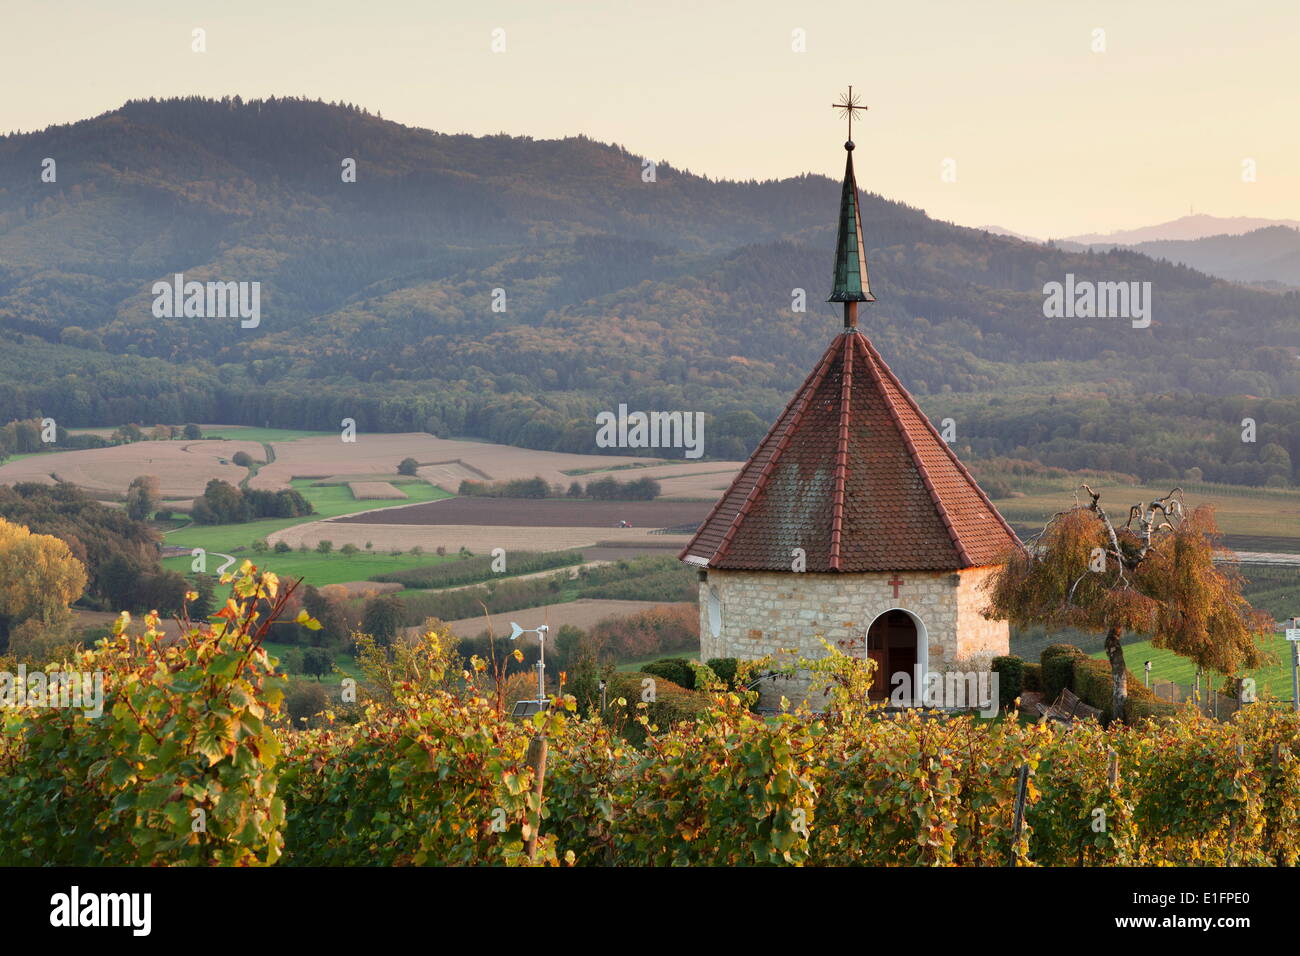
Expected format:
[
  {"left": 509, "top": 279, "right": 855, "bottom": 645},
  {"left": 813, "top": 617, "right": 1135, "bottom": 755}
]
[
  {"left": 524, "top": 734, "right": 548, "bottom": 863},
  {"left": 1226, "top": 743, "right": 1245, "bottom": 867},
  {"left": 1008, "top": 763, "right": 1029, "bottom": 866},
  {"left": 1270, "top": 743, "right": 1291, "bottom": 867}
]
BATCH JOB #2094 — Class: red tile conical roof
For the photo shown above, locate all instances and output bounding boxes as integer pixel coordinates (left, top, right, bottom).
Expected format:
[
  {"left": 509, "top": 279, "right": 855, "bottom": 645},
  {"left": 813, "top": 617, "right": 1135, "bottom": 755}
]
[{"left": 681, "top": 330, "right": 1020, "bottom": 572}]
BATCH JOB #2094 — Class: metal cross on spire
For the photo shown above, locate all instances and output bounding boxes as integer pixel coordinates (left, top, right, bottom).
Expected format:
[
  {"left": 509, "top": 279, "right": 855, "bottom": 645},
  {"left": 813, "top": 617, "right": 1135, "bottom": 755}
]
[{"left": 831, "top": 85, "right": 868, "bottom": 144}]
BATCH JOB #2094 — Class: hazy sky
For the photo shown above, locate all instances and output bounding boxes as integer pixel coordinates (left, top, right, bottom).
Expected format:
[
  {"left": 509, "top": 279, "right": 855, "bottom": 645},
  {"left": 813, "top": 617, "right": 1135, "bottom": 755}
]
[{"left": 4, "top": 0, "right": 1298, "bottom": 237}]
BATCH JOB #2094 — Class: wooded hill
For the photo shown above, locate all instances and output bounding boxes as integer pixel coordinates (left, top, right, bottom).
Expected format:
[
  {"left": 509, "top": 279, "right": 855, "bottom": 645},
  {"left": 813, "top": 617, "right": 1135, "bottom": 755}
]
[{"left": 0, "top": 96, "right": 1296, "bottom": 484}]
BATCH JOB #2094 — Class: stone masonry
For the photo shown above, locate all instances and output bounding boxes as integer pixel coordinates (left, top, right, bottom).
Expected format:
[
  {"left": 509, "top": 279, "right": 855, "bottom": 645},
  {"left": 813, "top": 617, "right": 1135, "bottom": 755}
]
[{"left": 697, "top": 566, "right": 1008, "bottom": 709}]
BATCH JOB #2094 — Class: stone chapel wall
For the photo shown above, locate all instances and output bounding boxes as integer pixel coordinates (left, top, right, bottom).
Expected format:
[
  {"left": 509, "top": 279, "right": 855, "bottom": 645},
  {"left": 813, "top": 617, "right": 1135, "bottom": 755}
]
[{"left": 696, "top": 567, "right": 1008, "bottom": 709}]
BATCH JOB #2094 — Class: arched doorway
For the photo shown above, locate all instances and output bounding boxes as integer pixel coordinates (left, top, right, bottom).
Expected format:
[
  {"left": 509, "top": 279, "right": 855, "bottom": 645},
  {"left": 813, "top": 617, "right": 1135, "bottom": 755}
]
[{"left": 866, "top": 609, "right": 925, "bottom": 703}]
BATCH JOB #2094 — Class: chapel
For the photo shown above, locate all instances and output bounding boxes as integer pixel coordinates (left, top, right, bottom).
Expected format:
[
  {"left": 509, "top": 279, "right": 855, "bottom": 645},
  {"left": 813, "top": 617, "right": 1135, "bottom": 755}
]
[{"left": 679, "top": 99, "right": 1020, "bottom": 708}]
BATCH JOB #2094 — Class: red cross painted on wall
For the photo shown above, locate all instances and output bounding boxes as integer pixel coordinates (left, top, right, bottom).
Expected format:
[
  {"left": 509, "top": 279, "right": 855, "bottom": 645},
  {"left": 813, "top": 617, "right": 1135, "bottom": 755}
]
[{"left": 888, "top": 575, "right": 904, "bottom": 599}]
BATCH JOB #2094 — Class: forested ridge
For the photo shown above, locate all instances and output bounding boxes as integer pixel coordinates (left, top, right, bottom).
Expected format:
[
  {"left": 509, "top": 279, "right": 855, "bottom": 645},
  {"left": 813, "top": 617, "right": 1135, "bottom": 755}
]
[{"left": 1, "top": 96, "right": 1297, "bottom": 484}]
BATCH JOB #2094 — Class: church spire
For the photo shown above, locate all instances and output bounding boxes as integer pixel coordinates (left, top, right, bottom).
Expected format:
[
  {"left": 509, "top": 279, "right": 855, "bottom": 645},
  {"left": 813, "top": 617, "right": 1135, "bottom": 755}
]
[{"left": 827, "top": 87, "right": 875, "bottom": 327}]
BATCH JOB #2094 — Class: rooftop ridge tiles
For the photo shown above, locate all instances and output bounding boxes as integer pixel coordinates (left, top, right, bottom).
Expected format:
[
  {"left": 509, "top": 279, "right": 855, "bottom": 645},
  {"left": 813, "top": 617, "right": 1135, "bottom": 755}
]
[{"left": 828, "top": 331, "right": 854, "bottom": 570}]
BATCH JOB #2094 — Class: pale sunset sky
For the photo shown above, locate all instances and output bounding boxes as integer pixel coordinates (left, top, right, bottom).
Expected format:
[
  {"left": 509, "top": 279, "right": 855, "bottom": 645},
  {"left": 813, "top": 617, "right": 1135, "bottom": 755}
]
[{"left": 2, "top": 0, "right": 1297, "bottom": 237}]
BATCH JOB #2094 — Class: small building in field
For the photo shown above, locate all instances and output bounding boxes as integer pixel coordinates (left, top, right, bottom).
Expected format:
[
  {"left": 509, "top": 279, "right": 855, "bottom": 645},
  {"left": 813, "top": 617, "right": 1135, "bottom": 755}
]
[{"left": 679, "top": 121, "right": 1019, "bottom": 709}]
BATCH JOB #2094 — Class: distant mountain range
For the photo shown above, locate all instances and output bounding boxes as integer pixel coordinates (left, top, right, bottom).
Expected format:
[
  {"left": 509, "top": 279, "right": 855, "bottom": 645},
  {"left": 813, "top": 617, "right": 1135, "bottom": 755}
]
[
  {"left": 977, "top": 215, "right": 1300, "bottom": 288},
  {"left": 1063, "top": 215, "right": 1300, "bottom": 246},
  {"left": 0, "top": 97, "right": 1295, "bottom": 480},
  {"left": 1102, "top": 226, "right": 1300, "bottom": 289}
]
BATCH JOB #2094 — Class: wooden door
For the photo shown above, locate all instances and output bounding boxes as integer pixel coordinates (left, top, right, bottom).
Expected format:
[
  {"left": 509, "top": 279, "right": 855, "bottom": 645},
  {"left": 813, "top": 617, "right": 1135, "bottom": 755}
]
[{"left": 867, "top": 610, "right": 918, "bottom": 702}]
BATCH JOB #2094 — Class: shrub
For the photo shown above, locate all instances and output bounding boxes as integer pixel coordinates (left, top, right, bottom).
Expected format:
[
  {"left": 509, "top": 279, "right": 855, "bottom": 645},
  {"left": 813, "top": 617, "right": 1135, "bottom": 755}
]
[
  {"left": 286, "top": 679, "right": 330, "bottom": 728},
  {"left": 397, "top": 457, "right": 419, "bottom": 476},
  {"left": 604, "top": 670, "right": 712, "bottom": 746},
  {"left": 274, "top": 540, "right": 292, "bottom": 553},
  {"left": 642, "top": 657, "right": 696, "bottom": 690},
  {"left": 9, "top": 622, "right": 1300, "bottom": 868},
  {"left": 1040, "top": 643, "right": 1086, "bottom": 702},
  {"left": 316, "top": 540, "right": 333, "bottom": 554},
  {"left": 1073, "top": 657, "right": 1178, "bottom": 722},
  {"left": 1022, "top": 662, "right": 1042, "bottom": 692},
  {"left": 991, "top": 655, "right": 1024, "bottom": 709},
  {"left": 5, "top": 616, "right": 82, "bottom": 665},
  {"left": 705, "top": 657, "right": 741, "bottom": 690}
]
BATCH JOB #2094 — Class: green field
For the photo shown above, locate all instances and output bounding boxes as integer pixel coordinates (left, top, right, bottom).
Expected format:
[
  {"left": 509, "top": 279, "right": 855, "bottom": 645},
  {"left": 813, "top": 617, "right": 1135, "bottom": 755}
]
[
  {"left": 1092, "top": 629, "right": 1298, "bottom": 701},
  {"left": 199, "top": 426, "right": 333, "bottom": 443},
  {"left": 164, "top": 479, "right": 454, "bottom": 586},
  {"left": 167, "top": 549, "right": 459, "bottom": 588},
  {"left": 264, "top": 641, "right": 362, "bottom": 684}
]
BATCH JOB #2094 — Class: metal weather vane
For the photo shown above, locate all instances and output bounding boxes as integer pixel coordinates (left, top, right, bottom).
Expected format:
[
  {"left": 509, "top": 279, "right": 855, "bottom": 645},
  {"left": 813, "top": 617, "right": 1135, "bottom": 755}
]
[{"left": 831, "top": 85, "right": 868, "bottom": 143}]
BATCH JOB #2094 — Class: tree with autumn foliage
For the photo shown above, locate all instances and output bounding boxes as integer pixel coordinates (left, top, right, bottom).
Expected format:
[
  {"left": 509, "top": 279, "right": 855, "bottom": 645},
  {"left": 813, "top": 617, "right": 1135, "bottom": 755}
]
[
  {"left": 0, "top": 517, "right": 87, "bottom": 652},
  {"left": 984, "top": 486, "right": 1272, "bottom": 721}
]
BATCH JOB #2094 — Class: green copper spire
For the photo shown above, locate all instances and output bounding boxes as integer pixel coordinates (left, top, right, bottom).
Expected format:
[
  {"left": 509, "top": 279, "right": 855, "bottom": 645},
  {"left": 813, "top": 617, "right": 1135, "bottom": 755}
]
[
  {"left": 827, "top": 87, "right": 874, "bottom": 315},
  {"left": 827, "top": 143, "right": 874, "bottom": 304}
]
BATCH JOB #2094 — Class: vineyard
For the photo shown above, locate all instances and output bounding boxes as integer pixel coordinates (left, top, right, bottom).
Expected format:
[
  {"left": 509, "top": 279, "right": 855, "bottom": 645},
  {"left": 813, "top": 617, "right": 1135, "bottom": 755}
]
[{"left": 2, "top": 567, "right": 1298, "bottom": 867}]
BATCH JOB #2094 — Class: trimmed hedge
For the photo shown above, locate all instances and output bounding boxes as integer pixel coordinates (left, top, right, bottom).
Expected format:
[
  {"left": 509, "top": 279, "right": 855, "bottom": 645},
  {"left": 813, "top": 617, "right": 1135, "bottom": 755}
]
[
  {"left": 1022, "top": 662, "right": 1043, "bottom": 693},
  {"left": 991, "top": 655, "right": 1024, "bottom": 710},
  {"left": 1041, "top": 644, "right": 1087, "bottom": 703},
  {"left": 1074, "top": 657, "right": 1178, "bottom": 722},
  {"left": 605, "top": 670, "right": 712, "bottom": 746},
  {"left": 705, "top": 657, "right": 741, "bottom": 690},
  {"left": 642, "top": 657, "right": 696, "bottom": 690}
]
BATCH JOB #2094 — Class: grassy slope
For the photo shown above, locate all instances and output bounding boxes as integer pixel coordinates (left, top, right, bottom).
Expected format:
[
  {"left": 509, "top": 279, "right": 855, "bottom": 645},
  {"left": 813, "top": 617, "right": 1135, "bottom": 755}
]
[{"left": 1091, "top": 630, "right": 1298, "bottom": 701}]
